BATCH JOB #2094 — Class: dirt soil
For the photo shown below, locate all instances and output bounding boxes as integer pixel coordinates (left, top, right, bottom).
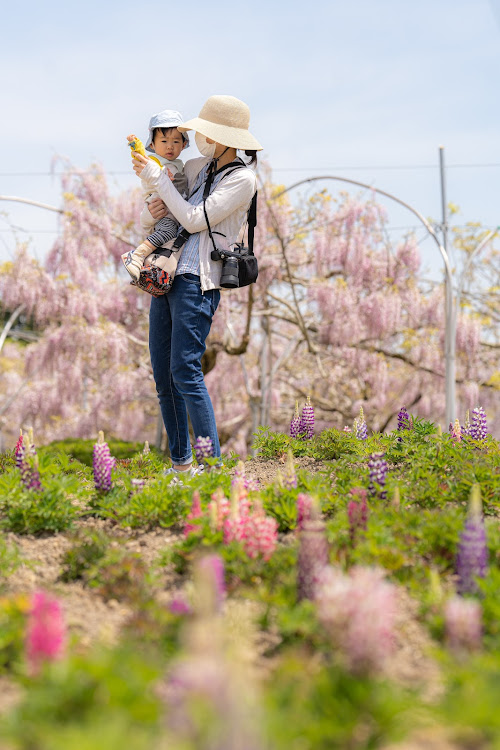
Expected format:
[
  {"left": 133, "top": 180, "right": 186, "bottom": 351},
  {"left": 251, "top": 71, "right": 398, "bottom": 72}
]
[{"left": 0, "top": 458, "right": 443, "bottom": 726}]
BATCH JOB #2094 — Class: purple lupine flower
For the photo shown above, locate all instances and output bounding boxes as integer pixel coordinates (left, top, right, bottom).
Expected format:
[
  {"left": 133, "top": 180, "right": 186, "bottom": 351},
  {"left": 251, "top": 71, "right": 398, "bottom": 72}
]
[
  {"left": 283, "top": 450, "right": 297, "bottom": 490},
  {"left": 16, "top": 431, "right": 43, "bottom": 493},
  {"left": 194, "top": 435, "right": 213, "bottom": 463},
  {"left": 296, "top": 493, "right": 313, "bottom": 530},
  {"left": 92, "top": 431, "right": 115, "bottom": 493},
  {"left": 355, "top": 406, "right": 367, "bottom": 440},
  {"left": 456, "top": 485, "right": 487, "bottom": 595},
  {"left": 316, "top": 566, "right": 396, "bottom": 675},
  {"left": 290, "top": 401, "right": 301, "bottom": 438},
  {"left": 445, "top": 596, "right": 482, "bottom": 653},
  {"left": 470, "top": 407, "right": 488, "bottom": 441},
  {"left": 297, "top": 516, "right": 329, "bottom": 601},
  {"left": 397, "top": 407, "right": 412, "bottom": 431},
  {"left": 347, "top": 488, "right": 369, "bottom": 545},
  {"left": 368, "top": 453, "right": 388, "bottom": 499},
  {"left": 299, "top": 397, "right": 315, "bottom": 440}
]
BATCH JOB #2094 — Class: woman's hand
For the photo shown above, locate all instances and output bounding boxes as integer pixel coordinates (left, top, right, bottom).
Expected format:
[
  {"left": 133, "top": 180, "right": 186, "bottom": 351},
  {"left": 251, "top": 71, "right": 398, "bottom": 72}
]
[
  {"left": 148, "top": 198, "right": 168, "bottom": 220},
  {"left": 132, "top": 153, "right": 149, "bottom": 176}
]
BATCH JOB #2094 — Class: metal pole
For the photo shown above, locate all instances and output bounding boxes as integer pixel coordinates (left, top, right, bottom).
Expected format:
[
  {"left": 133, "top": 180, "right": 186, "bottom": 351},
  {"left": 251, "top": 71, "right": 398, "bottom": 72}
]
[{"left": 439, "top": 146, "right": 456, "bottom": 427}]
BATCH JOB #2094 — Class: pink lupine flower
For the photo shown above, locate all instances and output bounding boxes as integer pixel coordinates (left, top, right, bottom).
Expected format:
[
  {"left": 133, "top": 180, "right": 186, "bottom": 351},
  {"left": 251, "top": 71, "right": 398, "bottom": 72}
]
[
  {"left": 25, "top": 590, "right": 66, "bottom": 674},
  {"left": 316, "top": 566, "right": 396, "bottom": 674},
  {"left": 14, "top": 430, "right": 24, "bottom": 457},
  {"left": 208, "top": 489, "right": 231, "bottom": 532},
  {"left": 297, "top": 516, "right": 329, "bottom": 601},
  {"left": 242, "top": 509, "right": 278, "bottom": 561},
  {"left": 343, "top": 426, "right": 352, "bottom": 433},
  {"left": 450, "top": 419, "right": 462, "bottom": 441},
  {"left": 445, "top": 596, "right": 482, "bottom": 653},
  {"left": 296, "top": 493, "right": 314, "bottom": 530},
  {"left": 184, "top": 490, "right": 203, "bottom": 537},
  {"left": 231, "top": 461, "right": 260, "bottom": 492}
]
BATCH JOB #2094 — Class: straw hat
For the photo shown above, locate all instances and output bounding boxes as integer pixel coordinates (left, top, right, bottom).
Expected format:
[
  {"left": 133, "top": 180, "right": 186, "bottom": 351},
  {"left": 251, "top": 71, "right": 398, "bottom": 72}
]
[{"left": 178, "top": 95, "right": 263, "bottom": 151}]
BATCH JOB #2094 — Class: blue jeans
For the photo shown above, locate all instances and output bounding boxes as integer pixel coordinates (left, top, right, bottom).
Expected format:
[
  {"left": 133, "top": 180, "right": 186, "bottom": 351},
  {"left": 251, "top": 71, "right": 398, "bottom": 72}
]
[{"left": 149, "top": 274, "right": 221, "bottom": 465}]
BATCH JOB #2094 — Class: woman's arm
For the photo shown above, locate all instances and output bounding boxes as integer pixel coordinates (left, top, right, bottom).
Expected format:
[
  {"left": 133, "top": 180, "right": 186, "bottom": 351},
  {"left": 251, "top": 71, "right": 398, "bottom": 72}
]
[{"left": 136, "top": 157, "right": 256, "bottom": 232}]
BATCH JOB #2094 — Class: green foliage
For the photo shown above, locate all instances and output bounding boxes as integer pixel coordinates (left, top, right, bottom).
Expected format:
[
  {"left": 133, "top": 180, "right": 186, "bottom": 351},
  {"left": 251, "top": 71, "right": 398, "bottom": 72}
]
[
  {"left": 3, "top": 643, "right": 165, "bottom": 748},
  {"left": 0, "top": 532, "right": 21, "bottom": 586},
  {"left": 59, "top": 528, "right": 110, "bottom": 583},
  {"left": 252, "top": 426, "right": 313, "bottom": 458},
  {"left": 41, "top": 438, "right": 154, "bottom": 468},
  {"left": 0, "top": 450, "right": 16, "bottom": 474},
  {"left": 265, "top": 655, "right": 417, "bottom": 749},
  {"left": 0, "top": 474, "right": 79, "bottom": 534},
  {"left": 0, "top": 593, "right": 29, "bottom": 674},
  {"left": 84, "top": 546, "right": 153, "bottom": 604}
]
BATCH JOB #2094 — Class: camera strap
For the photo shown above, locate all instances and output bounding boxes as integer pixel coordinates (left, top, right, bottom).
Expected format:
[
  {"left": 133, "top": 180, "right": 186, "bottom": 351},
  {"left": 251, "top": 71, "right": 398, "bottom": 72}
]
[{"left": 201, "top": 159, "right": 257, "bottom": 257}]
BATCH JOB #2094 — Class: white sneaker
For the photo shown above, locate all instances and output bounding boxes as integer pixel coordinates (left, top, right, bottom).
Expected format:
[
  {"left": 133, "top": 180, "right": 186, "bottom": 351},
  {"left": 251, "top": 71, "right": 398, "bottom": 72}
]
[{"left": 163, "top": 465, "right": 204, "bottom": 484}]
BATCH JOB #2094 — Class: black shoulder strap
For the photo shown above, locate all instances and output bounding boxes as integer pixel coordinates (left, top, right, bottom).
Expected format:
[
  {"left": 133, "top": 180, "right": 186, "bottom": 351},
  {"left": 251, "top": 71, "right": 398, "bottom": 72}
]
[{"left": 201, "top": 159, "right": 258, "bottom": 255}]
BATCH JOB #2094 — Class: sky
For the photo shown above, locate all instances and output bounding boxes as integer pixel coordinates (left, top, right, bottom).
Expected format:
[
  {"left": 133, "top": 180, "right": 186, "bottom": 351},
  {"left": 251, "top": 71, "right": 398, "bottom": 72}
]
[{"left": 1, "top": 0, "right": 500, "bottom": 280}]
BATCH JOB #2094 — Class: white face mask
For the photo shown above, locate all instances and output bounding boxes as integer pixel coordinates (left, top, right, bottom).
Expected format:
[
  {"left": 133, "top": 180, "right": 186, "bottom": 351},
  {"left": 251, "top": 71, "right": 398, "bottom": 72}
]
[{"left": 195, "top": 131, "right": 217, "bottom": 158}]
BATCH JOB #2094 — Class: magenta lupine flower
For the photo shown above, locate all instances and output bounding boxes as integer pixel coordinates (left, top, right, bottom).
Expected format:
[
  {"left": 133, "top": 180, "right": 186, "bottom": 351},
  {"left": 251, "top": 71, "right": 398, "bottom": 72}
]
[
  {"left": 445, "top": 596, "right": 482, "bottom": 652},
  {"left": 194, "top": 435, "right": 213, "bottom": 463},
  {"left": 92, "top": 431, "right": 115, "bottom": 493},
  {"left": 184, "top": 490, "right": 203, "bottom": 537},
  {"left": 169, "top": 594, "right": 192, "bottom": 616},
  {"left": 456, "top": 485, "right": 487, "bottom": 596},
  {"left": 25, "top": 590, "right": 66, "bottom": 674},
  {"left": 397, "top": 406, "right": 413, "bottom": 431},
  {"left": 355, "top": 406, "right": 367, "bottom": 440},
  {"left": 316, "top": 566, "right": 396, "bottom": 674},
  {"left": 368, "top": 453, "right": 388, "bottom": 499},
  {"left": 297, "top": 517, "right": 329, "bottom": 601},
  {"left": 470, "top": 407, "right": 488, "bottom": 441},
  {"left": 290, "top": 401, "right": 301, "bottom": 438},
  {"left": 347, "top": 488, "right": 369, "bottom": 545},
  {"left": 198, "top": 555, "right": 226, "bottom": 613},
  {"left": 296, "top": 493, "right": 313, "bottom": 530},
  {"left": 14, "top": 430, "right": 23, "bottom": 457},
  {"left": 299, "top": 397, "right": 315, "bottom": 439}
]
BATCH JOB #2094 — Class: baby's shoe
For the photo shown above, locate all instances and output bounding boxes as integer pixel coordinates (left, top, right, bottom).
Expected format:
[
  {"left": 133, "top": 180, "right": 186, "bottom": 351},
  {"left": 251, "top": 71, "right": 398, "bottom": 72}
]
[{"left": 122, "top": 243, "right": 153, "bottom": 281}]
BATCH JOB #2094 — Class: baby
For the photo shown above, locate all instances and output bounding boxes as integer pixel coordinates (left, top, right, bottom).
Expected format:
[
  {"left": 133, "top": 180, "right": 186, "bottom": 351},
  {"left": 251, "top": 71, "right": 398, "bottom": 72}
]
[{"left": 122, "top": 109, "right": 189, "bottom": 281}]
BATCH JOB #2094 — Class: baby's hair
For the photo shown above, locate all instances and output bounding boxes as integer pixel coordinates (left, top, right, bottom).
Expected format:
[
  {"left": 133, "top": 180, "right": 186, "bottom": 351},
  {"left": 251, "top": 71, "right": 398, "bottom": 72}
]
[
  {"left": 153, "top": 126, "right": 189, "bottom": 144},
  {"left": 244, "top": 150, "right": 257, "bottom": 166}
]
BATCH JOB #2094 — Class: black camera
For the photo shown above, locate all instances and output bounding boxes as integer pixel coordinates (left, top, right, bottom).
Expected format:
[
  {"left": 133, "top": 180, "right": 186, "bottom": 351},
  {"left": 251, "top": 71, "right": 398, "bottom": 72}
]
[{"left": 211, "top": 244, "right": 247, "bottom": 288}]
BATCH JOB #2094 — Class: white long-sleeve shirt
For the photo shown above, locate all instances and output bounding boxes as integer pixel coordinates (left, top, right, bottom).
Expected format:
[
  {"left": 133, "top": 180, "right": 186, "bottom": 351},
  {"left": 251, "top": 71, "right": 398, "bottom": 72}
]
[{"left": 139, "top": 156, "right": 257, "bottom": 291}]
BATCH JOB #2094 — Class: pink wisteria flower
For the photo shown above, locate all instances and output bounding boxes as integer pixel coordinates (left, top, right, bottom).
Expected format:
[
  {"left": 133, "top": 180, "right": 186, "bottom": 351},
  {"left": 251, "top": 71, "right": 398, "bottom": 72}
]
[
  {"left": 316, "top": 566, "right": 396, "bottom": 674},
  {"left": 25, "top": 590, "right": 66, "bottom": 674}
]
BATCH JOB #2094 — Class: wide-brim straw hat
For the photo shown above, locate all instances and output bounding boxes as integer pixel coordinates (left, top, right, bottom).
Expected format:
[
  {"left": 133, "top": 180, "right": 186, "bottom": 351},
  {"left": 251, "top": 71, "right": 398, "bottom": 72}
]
[{"left": 178, "top": 95, "right": 262, "bottom": 151}]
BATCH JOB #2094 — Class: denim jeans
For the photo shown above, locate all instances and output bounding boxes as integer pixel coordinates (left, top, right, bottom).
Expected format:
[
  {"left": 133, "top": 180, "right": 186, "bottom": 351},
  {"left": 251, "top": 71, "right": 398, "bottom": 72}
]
[{"left": 149, "top": 273, "right": 221, "bottom": 464}]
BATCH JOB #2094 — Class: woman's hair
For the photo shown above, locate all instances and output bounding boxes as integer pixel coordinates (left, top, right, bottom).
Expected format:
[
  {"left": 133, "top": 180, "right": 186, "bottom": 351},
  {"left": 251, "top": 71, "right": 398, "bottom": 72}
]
[{"left": 244, "top": 149, "right": 257, "bottom": 166}]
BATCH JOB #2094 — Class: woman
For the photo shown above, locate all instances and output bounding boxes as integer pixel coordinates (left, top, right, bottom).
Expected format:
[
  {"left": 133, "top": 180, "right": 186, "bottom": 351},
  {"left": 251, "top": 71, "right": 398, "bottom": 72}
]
[{"left": 132, "top": 94, "right": 262, "bottom": 476}]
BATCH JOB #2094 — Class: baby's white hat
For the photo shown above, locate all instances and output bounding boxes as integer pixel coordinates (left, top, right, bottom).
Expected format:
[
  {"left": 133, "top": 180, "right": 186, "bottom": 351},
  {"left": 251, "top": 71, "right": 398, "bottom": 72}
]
[{"left": 145, "top": 110, "right": 190, "bottom": 153}]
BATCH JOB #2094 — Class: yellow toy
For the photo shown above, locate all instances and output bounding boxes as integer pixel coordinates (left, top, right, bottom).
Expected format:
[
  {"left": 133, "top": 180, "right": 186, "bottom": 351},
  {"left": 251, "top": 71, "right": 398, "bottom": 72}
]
[{"left": 127, "top": 134, "right": 162, "bottom": 168}]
